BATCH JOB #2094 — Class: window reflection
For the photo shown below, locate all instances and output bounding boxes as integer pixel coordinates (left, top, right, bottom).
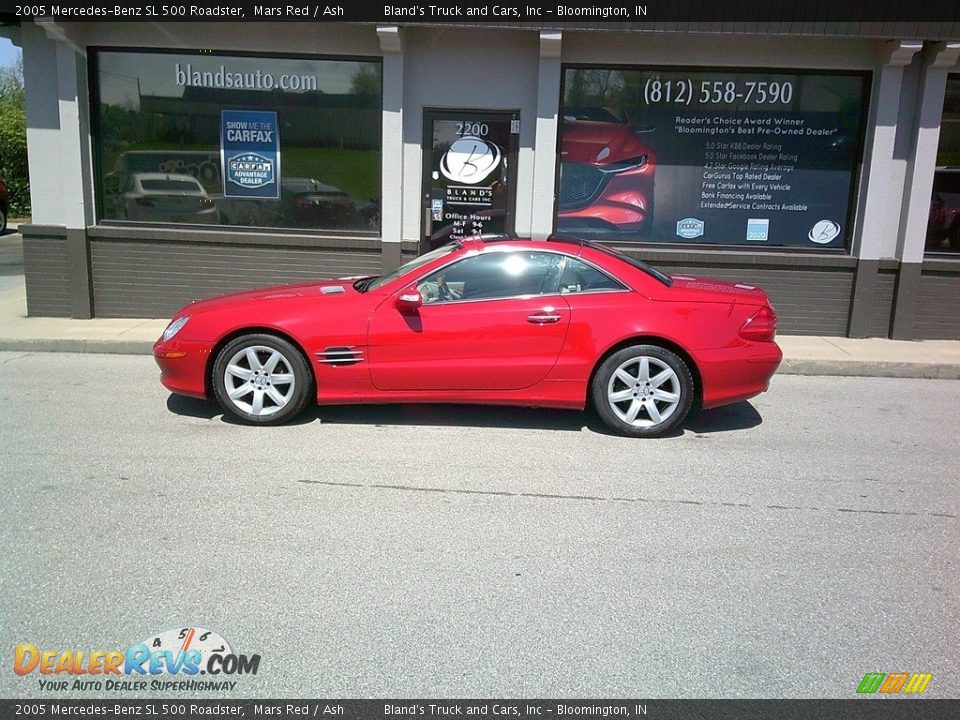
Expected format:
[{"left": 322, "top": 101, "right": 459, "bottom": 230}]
[
  {"left": 93, "top": 50, "right": 381, "bottom": 233},
  {"left": 927, "top": 75, "right": 960, "bottom": 254}
]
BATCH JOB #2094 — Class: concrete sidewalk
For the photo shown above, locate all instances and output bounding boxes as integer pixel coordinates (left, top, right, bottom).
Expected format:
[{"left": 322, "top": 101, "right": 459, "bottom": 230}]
[{"left": 1, "top": 232, "right": 959, "bottom": 378}]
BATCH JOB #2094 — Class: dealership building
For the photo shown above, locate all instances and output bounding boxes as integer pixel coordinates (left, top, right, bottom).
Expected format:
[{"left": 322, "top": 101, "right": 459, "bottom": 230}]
[{"left": 3, "top": 17, "right": 960, "bottom": 339}]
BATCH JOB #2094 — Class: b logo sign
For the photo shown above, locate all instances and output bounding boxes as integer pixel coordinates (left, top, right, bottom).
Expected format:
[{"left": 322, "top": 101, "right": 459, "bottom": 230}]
[
  {"left": 440, "top": 136, "right": 501, "bottom": 185},
  {"left": 808, "top": 219, "right": 841, "bottom": 245}
]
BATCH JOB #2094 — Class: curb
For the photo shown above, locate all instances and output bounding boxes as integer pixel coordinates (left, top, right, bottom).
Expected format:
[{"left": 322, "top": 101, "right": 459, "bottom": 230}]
[
  {"left": 0, "top": 339, "right": 154, "bottom": 355},
  {"left": 1, "top": 339, "right": 958, "bottom": 380},
  {"left": 777, "top": 359, "right": 960, "bottom": 380}
]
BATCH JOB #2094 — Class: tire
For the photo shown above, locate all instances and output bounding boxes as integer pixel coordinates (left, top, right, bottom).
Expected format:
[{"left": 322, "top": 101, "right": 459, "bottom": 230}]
[
  {"left": 0, "top": 207, "right": 7, "bottom": 234},
  {"left": 591, "top": 344, "right": 694, "bottom": 437},
  {"left": 212, "top": 334, "right": 313, "bottom": 425}
]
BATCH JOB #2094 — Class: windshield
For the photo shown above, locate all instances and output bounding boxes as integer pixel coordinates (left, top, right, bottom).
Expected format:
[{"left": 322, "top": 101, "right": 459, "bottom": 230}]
[
  {"left": 140, "top": 179, "right": 201, "bottom": 192},
  {"left": 359, "top": 244, "right": 460, "bottom": 292}
]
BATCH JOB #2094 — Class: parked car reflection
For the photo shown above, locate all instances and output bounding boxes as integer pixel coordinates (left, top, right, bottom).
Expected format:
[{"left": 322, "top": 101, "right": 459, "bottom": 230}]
[
  {"left": 217, "top": 178, "right": 365, "bottom": 231},
  {"left": 277, "top": 178, "right": 359, "bottom": 229},
  {"left": 121, "top": 173, "right": 220, "bottom": 224},
  {"left": 0, "top": 170, "right": 9, "bottom": 233}
]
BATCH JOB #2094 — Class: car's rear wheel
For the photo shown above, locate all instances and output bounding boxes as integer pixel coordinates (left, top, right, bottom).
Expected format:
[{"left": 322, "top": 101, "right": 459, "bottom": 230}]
[
  {"left": 212, "top": 334, "right": 312, "bottom": 425},
  {"left": 591, "top": 345, "right": 694, "bottom": 437}
]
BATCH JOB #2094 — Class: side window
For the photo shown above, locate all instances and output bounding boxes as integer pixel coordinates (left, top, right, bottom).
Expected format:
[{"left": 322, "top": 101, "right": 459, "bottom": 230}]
[
  {"left": 418, "top": 252, "right": 564, "bottom": 304},
  {"left": 559, "top": 257, "right": 626, "bottom": 293}
]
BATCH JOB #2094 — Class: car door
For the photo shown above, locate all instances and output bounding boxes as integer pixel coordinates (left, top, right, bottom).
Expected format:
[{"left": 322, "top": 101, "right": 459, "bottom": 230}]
[{"left": 367, "top": 250, "right": 571, "bottom": 391}]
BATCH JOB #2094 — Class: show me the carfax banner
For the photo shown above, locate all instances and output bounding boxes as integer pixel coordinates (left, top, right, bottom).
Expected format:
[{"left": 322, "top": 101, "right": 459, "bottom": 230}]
[{"left": 220, "top": 109, "right": 281, "bottom": 200}]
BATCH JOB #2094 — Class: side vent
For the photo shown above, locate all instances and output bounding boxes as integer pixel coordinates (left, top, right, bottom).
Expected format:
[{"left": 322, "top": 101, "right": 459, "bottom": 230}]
[
  {"left": 320, "top": 286, "right": 346, "bottom": 295},
  {"left": 316, "top": 346, "right": 364, "bottom": 366}
]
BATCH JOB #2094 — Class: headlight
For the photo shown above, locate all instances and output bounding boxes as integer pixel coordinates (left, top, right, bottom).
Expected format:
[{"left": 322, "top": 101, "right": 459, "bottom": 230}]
[
  {"left": 161, "top": 316, "right": 189, "bottom": 342},
  {"left": 598, "top": 155, "right": 649, "bottom": 174}
]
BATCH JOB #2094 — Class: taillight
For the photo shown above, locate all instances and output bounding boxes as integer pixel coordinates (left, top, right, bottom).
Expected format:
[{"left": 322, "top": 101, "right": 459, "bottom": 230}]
[{"left": 739, "top": 305, "right": 777, "bottom": 342}]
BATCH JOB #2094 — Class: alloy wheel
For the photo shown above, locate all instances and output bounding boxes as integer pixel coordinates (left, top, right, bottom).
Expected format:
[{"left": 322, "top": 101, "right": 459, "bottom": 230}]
[
  {"left": 223, "top": 345, "right": 297, "bottom": 417},
  {"left": 606, "top": 355, "right": 682, "bottom": 428}
]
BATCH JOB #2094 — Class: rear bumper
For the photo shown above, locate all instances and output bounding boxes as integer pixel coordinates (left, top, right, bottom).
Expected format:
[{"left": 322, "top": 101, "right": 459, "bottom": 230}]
[
  {"left": 153, "top": 338, "right": 212, "bottom": 399},
  {"left": 697, "top": 341, "right": 783, "bottom": 409}
]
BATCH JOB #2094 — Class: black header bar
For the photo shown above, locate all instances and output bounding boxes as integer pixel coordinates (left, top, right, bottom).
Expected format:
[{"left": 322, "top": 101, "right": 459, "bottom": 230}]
[{"left": 2, "top": 0, "right": 960, "bottom": 24}]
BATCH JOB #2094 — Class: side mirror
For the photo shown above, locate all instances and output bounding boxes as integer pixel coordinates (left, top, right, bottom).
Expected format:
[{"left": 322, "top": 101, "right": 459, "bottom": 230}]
[{"left": 395, "top": 285, "right": 423, "bottom": 310}]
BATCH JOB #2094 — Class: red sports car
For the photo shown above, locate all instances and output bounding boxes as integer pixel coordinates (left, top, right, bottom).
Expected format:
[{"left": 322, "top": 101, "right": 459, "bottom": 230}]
[{"left": 154, "top": 236, "right": 781, "bottom": 437}]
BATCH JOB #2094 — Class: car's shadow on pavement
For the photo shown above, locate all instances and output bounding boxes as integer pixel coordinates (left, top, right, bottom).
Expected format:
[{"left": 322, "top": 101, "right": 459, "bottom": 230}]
[
  {"left": 685, "top": 401, "right": 763, "bottom": 435},
  {"left": 166, "top": 395, "right": 762, "bottom": 436}
]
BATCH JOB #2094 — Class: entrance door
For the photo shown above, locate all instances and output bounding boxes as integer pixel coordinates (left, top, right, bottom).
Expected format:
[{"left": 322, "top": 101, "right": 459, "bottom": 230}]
[{"left": 422, "top": 109, "right": 519, "bottom": 252}]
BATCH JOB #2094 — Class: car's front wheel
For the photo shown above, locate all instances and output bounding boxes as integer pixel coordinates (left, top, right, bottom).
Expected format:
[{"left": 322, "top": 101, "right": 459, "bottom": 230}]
[
  {"left": 591, "top": 345, "right": 694, "bottom": 437},
  {"left": 212, "top": 334, "right": 312, "bottom": 425}
]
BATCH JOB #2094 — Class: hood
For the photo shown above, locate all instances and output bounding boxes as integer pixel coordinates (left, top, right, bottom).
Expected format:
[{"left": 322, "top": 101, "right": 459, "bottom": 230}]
[
  {"left": 180, "top": 279, "right": 359, "bottom": 315},
  {"left": 561, "top": 120, "right": 652, "bottom": 165},
  {"left": 667, "top": 275, "right": 770, "bottom": 304}
]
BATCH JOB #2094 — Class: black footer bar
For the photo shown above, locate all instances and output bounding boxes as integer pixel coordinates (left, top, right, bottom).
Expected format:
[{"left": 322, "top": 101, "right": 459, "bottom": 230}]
[{"left": 3, "top": 699, "right": 960, "bottom": 720}]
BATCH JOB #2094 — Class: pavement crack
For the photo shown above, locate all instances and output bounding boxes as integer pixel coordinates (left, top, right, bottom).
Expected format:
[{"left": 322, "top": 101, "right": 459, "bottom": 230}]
[
  {"left": 821, "top": 337, "right": 854, "bottom": 356},
  {"left": 296, "top": 480, "right": 954, "bottom": 521},
  {"left": 839, "top": 507, "right": 899, "bottom": 515},
  {"left": 0, "top": 352, "right": 34, "bottom": 365}
]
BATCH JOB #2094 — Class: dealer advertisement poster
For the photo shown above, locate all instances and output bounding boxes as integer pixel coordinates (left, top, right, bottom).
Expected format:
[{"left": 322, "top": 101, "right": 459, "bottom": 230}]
[
  {"left": 220, "top": 109, "right": 281, "bottom": 199},
  {"left": 558, "top": 68, "right": 869, "bottom": 249}
]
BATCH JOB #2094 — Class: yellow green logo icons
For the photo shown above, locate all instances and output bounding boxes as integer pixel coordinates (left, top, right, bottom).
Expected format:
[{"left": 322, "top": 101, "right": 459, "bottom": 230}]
[{"left": 857, "top": 672, "right": 933, "bottom": 694}]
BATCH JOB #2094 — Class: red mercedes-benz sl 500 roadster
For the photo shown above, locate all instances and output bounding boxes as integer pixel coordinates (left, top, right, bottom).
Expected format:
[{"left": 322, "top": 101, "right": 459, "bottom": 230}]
[{"left": 154, "top": 235, "right": 781, "bottom": 437}]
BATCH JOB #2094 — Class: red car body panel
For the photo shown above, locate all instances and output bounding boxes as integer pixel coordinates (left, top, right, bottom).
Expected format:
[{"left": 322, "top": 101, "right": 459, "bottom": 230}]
[
  {"left": 368, "top": 295, "right": 571, "bottom": 391},
  {"left": 154, "top": 238, "right": 781, "bottom": 415}
]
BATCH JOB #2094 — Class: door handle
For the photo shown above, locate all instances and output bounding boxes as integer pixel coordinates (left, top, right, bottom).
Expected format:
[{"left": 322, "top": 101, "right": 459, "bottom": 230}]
[{"left": 527, "top": 313, "right": 562, "bottom": 324}]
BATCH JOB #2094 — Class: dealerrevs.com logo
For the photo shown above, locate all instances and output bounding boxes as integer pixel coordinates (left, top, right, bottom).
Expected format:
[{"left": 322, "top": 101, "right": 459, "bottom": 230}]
[{"left": 13, "top": 627, "right": 260, "bottom": 692}]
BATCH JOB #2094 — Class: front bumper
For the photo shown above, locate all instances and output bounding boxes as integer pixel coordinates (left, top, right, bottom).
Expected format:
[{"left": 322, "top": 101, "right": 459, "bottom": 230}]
[
  {"left": 153, "top": 338, "right": 213, "bottom": 399},
  {"left": 558, "top": 165, "right": 654, "bottom": 233}
]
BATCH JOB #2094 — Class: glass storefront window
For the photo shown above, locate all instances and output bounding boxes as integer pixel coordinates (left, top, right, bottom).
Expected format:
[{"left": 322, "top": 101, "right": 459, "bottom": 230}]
[
  {"left": 557, "top": 67, "right": 869, "bottom": 250},
  {"left": 926, "top": 74, "right": 960, "bottom": 254},
  {"left": 91, "top": 49, "right": 381, "bottom": 233}
]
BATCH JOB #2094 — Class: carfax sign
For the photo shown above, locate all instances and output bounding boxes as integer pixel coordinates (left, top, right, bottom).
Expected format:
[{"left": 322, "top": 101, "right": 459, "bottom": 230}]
[{"left": 220, "top": 110, "right": 280, "bottom": 199}]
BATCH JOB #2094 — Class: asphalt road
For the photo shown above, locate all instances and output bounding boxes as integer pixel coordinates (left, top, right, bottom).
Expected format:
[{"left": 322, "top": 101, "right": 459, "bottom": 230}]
[{"left": 0, "top": 351, "right": 957, "bottom": 699}]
